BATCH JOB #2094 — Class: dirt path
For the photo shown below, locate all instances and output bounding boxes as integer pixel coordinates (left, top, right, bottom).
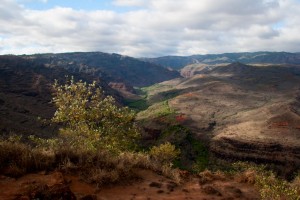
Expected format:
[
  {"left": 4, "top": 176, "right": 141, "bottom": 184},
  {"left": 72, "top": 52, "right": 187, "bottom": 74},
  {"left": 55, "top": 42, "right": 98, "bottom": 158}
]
[{"left": 0, "top": 170, "right": 259, "bottom": 200}]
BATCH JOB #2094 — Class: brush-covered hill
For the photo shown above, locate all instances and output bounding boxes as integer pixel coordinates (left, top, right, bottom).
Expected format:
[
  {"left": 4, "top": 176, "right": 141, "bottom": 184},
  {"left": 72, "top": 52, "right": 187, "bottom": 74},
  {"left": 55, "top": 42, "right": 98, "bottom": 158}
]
[
  {"left": 0, "top": 55, "right": 117, "bottom": 137},
  {"left": 25, "top": 52, "right": 180, "bottom": 87},
  {"left": 0, "top": 52, "right": 180, "bottom": 137},
  {"left": 137, "top": 62, "right": 300, "bottom": 176},
  {"left": 142, "top": 52, "right": 300, "bottom": 70}
]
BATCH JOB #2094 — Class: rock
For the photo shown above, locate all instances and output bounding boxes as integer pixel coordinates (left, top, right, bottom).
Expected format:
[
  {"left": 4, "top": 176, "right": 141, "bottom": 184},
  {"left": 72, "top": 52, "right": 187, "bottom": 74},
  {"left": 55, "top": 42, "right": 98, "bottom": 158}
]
[
  {"left": 80, "top": 194, "right": 98, "bottom": 200},
  {"left": 30, "top": 184, "right": 76, "bottom": 200},
  {"left": 149, "top": 182, "right": 162, "bottom": 188},
  {"left": 201, "top": 185, "right": 222, "bottom": 196},
  {"left": 166, "top": 181, "right": 177, "bottom": 192}
]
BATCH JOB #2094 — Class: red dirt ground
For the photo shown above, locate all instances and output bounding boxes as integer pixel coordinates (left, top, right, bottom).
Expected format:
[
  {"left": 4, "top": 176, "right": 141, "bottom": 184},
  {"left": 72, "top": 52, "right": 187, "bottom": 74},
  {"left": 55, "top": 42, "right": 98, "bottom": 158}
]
[{"left": 0, "top": 170, "right": 259, "bottom": 200}]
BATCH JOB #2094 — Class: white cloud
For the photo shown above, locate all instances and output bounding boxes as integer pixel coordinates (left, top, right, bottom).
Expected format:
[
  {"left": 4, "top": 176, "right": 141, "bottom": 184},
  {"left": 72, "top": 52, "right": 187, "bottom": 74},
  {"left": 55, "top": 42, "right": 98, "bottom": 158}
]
[
  {"left": 112, "top": 0, "right": 147, "bottom": 7},
  {"left": 16, "top": 0, "right": 47, "bottom": 4},
  {"left": 1, "top": 0, "right": 300, "bottom": 57}
]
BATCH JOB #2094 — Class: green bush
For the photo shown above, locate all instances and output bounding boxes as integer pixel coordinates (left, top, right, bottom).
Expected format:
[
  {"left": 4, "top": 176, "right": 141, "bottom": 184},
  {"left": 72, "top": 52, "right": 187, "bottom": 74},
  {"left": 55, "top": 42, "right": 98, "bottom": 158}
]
[
  {"left": 52, "top": 77, "right": 140, "bottom": 152},
  {"left": 255, "top": 171, "right": 300, "bottom": 200},
  {"left": 187, "top": 134, "right": 209, "bottom": 173},
  {"left": 125, "top": 98, "right": 149, "bottom": 111},
  {"left": 233, "top": 162, "right": 300, "bottom": 200},
  {"left": 149, "top": 142, "right": 180, "bottom": 165}
]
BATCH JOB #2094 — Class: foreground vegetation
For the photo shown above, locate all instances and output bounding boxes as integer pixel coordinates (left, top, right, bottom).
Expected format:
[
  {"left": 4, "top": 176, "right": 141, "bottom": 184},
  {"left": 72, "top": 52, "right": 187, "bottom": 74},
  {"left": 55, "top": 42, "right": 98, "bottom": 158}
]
[
  {"left": 0, "top": 138, "right": 181, "bottom": 185},
  {"left": 232, "top": 162, "right": 300, "bottom": 200},
  {"left": 0, "top": 78, "right": 299, "bottom": 199},
  {"left": 0, "top": 78, "right": 181, "bottom": 185},
  {"left": 1, "top": 138, "right": 299, "bottom": 199}
]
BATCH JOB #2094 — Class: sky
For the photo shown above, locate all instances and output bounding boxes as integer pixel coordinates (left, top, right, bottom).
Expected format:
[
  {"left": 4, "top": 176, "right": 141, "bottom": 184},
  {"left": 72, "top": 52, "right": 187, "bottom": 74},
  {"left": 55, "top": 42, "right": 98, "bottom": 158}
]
[{"left": 0, "top": 0, "right": 300, "bottom": 57}]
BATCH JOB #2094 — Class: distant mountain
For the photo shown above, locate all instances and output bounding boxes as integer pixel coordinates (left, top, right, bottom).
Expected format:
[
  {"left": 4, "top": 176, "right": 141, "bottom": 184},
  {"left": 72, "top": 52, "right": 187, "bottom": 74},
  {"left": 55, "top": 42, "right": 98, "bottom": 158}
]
[
  {"left": 25, "top": 52, "right": 180, "bottom": 87},
  {"left": 142, "top": 52, "right": 300, "bottom": 70}
]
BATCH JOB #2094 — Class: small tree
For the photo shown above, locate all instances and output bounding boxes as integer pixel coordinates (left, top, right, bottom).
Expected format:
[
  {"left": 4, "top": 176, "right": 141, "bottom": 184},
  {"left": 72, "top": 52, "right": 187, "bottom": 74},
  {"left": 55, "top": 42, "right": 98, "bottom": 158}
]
[
  {"left": 149, "top": 142, "right": 180, "bottom": 165},
  {"left": 52, "top": 77, "right": 140, "bottom": 152}
]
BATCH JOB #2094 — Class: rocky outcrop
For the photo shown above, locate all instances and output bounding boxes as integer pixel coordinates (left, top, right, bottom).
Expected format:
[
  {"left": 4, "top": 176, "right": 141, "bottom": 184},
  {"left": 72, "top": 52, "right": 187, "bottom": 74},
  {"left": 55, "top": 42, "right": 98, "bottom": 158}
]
[
  {"left": 211, "top": 137, "right": 300, "bottom": 172},
  {"left": 210, "top": 94, "right": 300, "bottom": 176},
  {"left": 108, "top": 82, "right": 134, "bottom": 92}
]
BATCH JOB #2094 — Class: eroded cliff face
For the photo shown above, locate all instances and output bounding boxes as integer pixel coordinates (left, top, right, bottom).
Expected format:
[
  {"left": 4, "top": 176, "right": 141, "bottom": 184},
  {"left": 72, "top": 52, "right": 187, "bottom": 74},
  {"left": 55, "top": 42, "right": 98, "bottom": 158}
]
[
  {"left": 210, "top": 95, "right": 300, "bottom": 175},
  {"left": 142, "top": 63, "right": 300, "bottom": 172},
  {"left": 108, "top": 82, "right": 137, "bottom": 99},
  {"left": 180, "top": 63, "right": 224, "bottom": 78}
]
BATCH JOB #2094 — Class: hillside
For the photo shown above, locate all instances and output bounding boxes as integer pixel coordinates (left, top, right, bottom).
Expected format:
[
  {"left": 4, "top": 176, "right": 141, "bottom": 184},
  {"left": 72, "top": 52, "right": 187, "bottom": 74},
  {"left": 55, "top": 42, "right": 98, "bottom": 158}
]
[
  {"left": 0, "top": 52, "right": 180, "bottom": 137},
  {"left": 142, "top": 52, "right": 300, "bottom": 70},
  {"left": 1, "top": 52, "right": 300, "bottom": 172},
  {"left": 25, "top": 52, "right": 180, "bottom": 87},
  {"left": 0, "top": 55, "right": 116, "bottom": 137},
  {"left": 137, "top": 62, "right": 300, "bottom": 176}
]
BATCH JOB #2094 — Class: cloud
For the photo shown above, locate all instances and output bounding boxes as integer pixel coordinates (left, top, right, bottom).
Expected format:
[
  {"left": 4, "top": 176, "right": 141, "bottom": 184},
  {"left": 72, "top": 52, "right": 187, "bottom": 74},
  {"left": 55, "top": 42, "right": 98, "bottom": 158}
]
[
  {"left": 112, "top": 0, "right": 147, "bottom": 7},
  {"left": 0, "top": 0, "right": 23, "bottom": 21},
  {"left": 18, "top": 0, "right": 48, "bottom": 3},
  {"left": 0, "top": 0, "right": 300, "bottom": 57}
]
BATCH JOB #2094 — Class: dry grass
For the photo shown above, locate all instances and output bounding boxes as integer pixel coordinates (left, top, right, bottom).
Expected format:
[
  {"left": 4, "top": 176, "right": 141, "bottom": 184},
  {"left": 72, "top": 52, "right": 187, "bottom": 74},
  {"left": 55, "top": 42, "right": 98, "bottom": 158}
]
[
  {"left": 291, "top": 174, "right": 300, "bottom": 189},
  {"left": 61, "top": 150, "right": 182, "bottom": 185},
  {"left": 198, "top": 169, "right": 227, "bottom": 184},
  {"left": 235, "top": 169, "right": 257, "bottom": 184},
  {"left": 0, "top": 140, "right": 55, "bottom": 177},
  {"left": 0, "top": 140, "right": 181, "bottom": 185}
]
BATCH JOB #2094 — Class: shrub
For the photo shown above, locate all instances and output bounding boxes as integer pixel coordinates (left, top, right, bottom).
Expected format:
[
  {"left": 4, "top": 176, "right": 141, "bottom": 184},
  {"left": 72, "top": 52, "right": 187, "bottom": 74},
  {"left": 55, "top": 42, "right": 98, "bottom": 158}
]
[
  {"left": 149, "top": 142, "right": 180, "bottom": 165},
  {"left": 51, "top": 77, "right": 140, "bottom": 152},
  {"left": 255, "top": 171, "right": 300, "bottom": 200},
  {"left": 232, "top": 162, "right": 300, "bottom": 200},
  {"left": 198, "top": 169, "right": 226, "bottom": 184}
]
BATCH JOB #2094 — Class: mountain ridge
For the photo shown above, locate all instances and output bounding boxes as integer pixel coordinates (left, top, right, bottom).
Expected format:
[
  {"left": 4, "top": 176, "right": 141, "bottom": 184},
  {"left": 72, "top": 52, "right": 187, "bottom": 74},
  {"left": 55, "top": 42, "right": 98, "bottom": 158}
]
[
  {"left": 141, "top": 51, "right": 300, "bottom": 69},
  {"left": 23, "top": 52, "right": 180, "bottom": 87}
]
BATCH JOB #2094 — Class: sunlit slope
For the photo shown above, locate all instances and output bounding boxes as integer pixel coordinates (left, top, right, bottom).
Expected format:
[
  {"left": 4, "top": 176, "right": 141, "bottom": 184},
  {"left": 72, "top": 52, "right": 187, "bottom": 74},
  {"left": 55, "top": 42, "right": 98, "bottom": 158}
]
[{"left": 138, "top": 63, "right": 300, "bottom": 170}]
